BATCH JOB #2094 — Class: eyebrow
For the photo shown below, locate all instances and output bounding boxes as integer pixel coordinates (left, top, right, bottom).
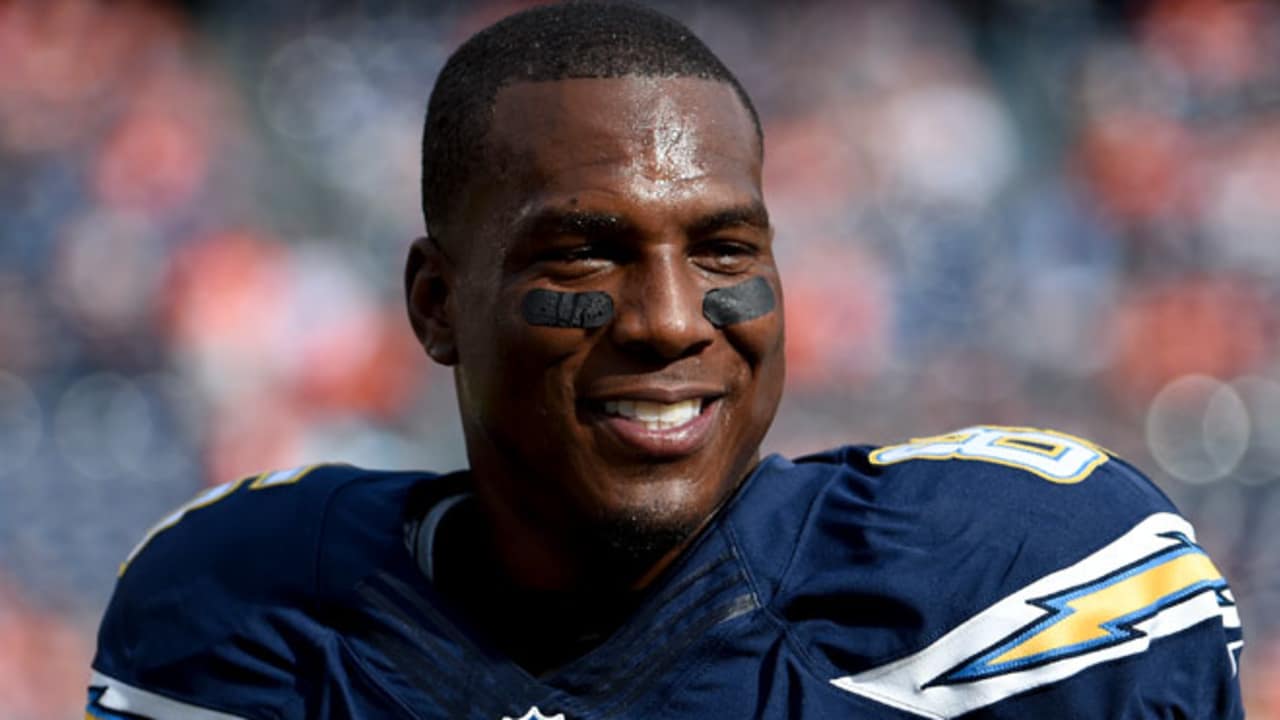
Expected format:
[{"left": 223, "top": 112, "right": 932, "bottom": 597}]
[
  {"left": 513, "top": 200, "right": 771, "bottom": 244},
  {"left": 515, "top": 208, "right": 635, "bottom": 243},
  {"left": 688, "top": 202, "right": 771, "bottom": 237}
]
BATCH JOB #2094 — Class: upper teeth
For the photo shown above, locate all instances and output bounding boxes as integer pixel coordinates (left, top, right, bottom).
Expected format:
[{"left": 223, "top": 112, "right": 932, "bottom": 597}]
[{"left": 603, "top": 399, "right": 701, "bottom": 429}]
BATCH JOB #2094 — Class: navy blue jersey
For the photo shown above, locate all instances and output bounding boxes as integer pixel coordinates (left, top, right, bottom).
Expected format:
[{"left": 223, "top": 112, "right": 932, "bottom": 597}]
[{"left": 88, "top": 426, "right": 1244, "bottom": 719}]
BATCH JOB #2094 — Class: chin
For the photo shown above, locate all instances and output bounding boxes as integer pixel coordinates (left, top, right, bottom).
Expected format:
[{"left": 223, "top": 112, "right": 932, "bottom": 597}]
[
  {"left": 576, "top": 468, "right": 731, "bottom": 569},
  {"left": 586, "top": 464, "right": 709, "bottom": 521},
  {"left": 579, "top": 498, "right": 703, "bottom": 585}
]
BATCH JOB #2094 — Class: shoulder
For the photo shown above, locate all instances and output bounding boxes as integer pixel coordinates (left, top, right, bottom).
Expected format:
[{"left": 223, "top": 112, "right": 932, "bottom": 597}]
[
  {"left": 113, "top": 463, "right": 425, "bottom": 585},
  {"left": 859, "top": 424, "right": 1174, "bottom": 548},
  {"left": 730, "top": 426, "right": 1243, "bottom": 718},
  {"left": 91, "top": 463, "right": 441, "bottom": 715},
  {"left": 798, "top": 424, "right": 1173, "bottom": 557},
  {"left": 730, "top": 425, "right": 1172, "bottom": 597}
]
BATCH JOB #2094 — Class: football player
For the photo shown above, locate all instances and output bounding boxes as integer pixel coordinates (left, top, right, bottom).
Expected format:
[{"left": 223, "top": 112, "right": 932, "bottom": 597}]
[{"left": 88, "top": 3, "right": 1244, "bottom": 718}]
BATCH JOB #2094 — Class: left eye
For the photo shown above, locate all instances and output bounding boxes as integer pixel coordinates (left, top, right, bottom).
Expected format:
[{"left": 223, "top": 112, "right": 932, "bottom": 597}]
[{"left": 696, "top": 241, "right": 756, "bottom": 273}]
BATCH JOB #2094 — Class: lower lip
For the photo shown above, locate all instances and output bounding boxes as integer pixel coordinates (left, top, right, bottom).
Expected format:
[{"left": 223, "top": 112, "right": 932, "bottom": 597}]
[{"left": 590, "top": 400, "right": 720, "bottom": 458}]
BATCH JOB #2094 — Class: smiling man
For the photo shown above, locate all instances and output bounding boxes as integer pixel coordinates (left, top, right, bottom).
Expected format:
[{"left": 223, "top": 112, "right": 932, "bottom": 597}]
[
  {"left": 413, "top": 72, "right": 782, "bottom": 597},
  {"left": 88, "top": 3, "right": 1244, "bottom": 719}
]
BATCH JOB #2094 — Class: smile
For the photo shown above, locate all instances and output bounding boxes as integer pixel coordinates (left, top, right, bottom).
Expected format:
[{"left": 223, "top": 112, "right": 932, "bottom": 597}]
[
  {"left": 585, "top": 394, "right": 721, "bottom": 458},
  {"left": 602, "top": 398, "right": 702, "bottom": 431}
]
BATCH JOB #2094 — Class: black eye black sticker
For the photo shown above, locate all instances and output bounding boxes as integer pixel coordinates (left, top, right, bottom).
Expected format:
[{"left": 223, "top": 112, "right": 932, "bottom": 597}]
[
  {"left": 521, "top": 289, "right": 615, "bottom": 329},
  {"left": 521, "top": 278, "right": 775, "bottom": 330},
  {"left": 702, "top": 276, "right": 776, "bottom": 327}
]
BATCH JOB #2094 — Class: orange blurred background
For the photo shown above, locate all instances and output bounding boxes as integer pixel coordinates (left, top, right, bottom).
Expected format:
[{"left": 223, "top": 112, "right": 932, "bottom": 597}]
[{"left": 2, "top": 1, "right": 1278, "bottom": 716}]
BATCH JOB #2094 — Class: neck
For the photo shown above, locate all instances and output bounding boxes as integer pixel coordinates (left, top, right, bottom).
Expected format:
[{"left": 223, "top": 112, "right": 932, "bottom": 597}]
[
  {"left": 469, "top": 479, "right": 694, "bottom": 593},
  {"left": 431, "top": 495, "right": 656, "bottom": 674}
]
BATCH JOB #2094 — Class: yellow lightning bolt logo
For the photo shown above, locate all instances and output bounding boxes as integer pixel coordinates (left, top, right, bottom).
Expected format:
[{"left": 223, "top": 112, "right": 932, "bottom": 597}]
[{"left": 930, "top": 532, "right": 1230, "bottom": 685}]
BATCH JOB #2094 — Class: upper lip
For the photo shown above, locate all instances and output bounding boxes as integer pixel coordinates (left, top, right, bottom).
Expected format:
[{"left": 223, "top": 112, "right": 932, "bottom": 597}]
[{"left": 581, "top": 384, "right": 725, "bottom": 405}]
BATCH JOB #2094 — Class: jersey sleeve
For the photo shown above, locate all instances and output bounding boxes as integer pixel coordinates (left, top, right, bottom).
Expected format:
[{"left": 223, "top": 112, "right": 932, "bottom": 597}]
[
  {"left": 778, "top": 426, "right": 1245, "bottom": 719},
  {"left": 88, "top": 464, "right": 349, "bottom": 720}
]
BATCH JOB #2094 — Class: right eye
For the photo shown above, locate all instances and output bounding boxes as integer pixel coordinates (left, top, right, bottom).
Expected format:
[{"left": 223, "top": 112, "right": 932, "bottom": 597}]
[
  {"left": 536, "top": 243, "right": 616, "bottom": 279},
  {"left": 544, "top": 244, "right": 603, "bottom": 264}
]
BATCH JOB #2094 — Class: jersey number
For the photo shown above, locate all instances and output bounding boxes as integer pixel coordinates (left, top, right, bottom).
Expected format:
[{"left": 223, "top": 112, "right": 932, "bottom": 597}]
[
  {"left": 118, "top": 465, "right": 323, "bottom": 575},
  {"left": 869, "top": 426, "right": 1109, "bottom": 484}
]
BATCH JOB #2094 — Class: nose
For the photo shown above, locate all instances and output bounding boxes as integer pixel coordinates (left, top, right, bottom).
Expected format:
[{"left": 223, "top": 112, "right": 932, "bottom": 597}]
[{"left": 609, "top": 250, "right": 714, "bottom": 362}]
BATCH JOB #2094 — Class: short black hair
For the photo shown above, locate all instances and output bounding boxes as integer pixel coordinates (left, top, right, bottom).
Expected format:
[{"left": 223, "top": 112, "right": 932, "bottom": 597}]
[{"left": 421, "top": 1, "right": 762, "bottom": 239}]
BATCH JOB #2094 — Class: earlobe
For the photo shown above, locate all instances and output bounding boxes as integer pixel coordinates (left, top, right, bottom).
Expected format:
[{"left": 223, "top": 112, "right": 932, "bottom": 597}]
[{"left": 405, "top": 236, "right": 459, "bottom": 366}]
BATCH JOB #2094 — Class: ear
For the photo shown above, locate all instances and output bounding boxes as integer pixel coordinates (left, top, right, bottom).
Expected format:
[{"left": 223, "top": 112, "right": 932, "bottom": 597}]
[{"left": 404, "top": 236, "right": 459, "bottom": 366}]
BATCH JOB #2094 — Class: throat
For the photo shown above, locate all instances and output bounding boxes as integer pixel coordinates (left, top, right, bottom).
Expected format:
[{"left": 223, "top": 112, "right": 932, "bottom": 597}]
[
  {"left": 470, "top": 587, "right": 644, "bottom": 676},
  {"left": 426, "top": 496, "right": 651, "bottom": 675}
]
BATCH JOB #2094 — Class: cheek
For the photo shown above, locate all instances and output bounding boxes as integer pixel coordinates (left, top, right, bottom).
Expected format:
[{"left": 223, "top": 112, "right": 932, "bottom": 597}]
[
  {"left": 703, "top": 276, "right": 777, "bottom": 327},
  {"left": 720, "top": 280, "right": 785, "bottom": 368},
  {"left": 487, "top": 291, "right": 599, "bottom": 403},
  {"left": 724, "top": 292, "right": 786, "bottom": 430},
  {"left": 490, "top": 287, "right": 598, "bottom": 357}
]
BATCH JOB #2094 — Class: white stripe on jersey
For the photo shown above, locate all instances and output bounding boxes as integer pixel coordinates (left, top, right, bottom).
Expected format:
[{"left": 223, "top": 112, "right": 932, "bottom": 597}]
[
  {"left": 829, "top": 512, "right": 1238, "bottom": 718},
  {"left": 89, "top": 671, "right": 250, "bottom": 720}
]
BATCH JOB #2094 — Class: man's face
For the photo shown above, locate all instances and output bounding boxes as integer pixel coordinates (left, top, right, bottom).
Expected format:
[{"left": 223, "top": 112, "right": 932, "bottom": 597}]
[{"left": 439, "top": 76, "right": 784, "bottom": 568}]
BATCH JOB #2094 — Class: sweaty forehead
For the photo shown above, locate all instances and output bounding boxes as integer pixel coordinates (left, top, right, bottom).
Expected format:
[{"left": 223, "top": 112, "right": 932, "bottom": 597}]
[{"left": 486, "top": 76, "right": 761, "bottom": 192}]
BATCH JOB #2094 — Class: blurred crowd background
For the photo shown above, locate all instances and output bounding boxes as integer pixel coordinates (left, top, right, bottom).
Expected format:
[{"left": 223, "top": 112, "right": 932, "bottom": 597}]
[{"left": 2, "top": 0, "right": 1279, "bottom": 715}]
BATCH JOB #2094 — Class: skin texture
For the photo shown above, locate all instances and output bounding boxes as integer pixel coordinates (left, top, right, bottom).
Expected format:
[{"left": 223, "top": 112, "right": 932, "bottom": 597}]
[{"left": 407, "top": 76, "right": 785, "bottom": 594}]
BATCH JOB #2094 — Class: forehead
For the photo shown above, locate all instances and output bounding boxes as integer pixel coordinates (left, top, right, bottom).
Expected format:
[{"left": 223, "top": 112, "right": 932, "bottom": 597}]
[{"left": 483, "top": 76, "right": 762, "bottom": 217}]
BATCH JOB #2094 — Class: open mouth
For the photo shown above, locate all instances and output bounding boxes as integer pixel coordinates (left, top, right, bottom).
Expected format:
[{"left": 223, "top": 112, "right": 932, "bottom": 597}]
[
  {"left": 600, "top": 398, "right": 710, "bottom": 431},
  {"left": 582, "top": 394, "right": 722, "bottom": 457}
]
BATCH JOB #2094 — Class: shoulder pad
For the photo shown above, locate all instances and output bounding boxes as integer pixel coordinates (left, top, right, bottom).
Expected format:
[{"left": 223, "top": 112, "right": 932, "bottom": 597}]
[
  {"left": 766, "top": 427, "right": 1241, "bottom": 717},
  {"left": 92, "top": 464, "right": 423, "bottom": 699},
  {"left": 783, "top": 426, "right": 1180, "bottom": 598},
  {"left": 117, "top": 463, "right": 357, "bottom": 580},
  {"left": 859, "top": 425, "right": 1175, "bottom": 525}
]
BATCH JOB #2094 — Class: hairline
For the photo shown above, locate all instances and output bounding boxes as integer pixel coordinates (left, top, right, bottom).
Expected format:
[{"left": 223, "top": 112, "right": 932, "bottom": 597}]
[{"left": 434, "top": 73, "right": 764, "bottom": 246}]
